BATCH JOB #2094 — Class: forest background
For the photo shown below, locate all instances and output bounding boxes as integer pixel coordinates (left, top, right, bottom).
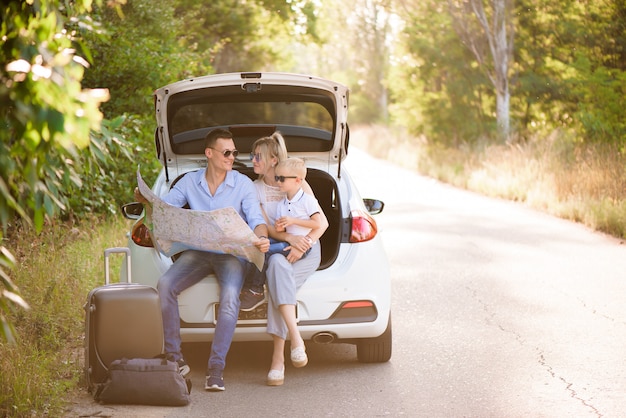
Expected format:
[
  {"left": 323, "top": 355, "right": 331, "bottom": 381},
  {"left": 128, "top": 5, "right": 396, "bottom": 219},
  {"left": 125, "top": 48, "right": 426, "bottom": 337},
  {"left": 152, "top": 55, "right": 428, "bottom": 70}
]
[{"left": 1, "top": 0, "right": 625, "bottom": 415}]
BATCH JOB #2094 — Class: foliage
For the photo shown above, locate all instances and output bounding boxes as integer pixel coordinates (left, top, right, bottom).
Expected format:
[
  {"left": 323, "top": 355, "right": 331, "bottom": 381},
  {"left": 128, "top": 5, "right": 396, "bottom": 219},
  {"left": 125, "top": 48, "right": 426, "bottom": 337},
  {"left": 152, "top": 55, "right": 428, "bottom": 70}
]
[
  {"left": 81, "top": 0, "right": 199, "bottom": 118},
  {"left": 67, "top": 114, "right": 161, "bottom": 216},
  {"left": 344, "top": 0, "right": 393, "bottom": 124},
  {"left": 390, "top": 0, "right": 626, "bottom": 147},
  {"left": 173, "top": 0, "right": 315, "bottom": 74},
  {"left": 389, "top": 1, "right": 493, "bottom": 145},
  {"left": 1, "top": 1, "right": 108, "bottom": 231},
  {"left": 0, "top": 0, "right": 115, "bottom": 344},
  {"left": 81, "top": 0, "right": 324, "bottom": 115},
  {"left": 568, "top": 57, "right": 626, "bottom": 143},
  {"left": 447, "top": 0, "right": 514, "bottom": 142}
]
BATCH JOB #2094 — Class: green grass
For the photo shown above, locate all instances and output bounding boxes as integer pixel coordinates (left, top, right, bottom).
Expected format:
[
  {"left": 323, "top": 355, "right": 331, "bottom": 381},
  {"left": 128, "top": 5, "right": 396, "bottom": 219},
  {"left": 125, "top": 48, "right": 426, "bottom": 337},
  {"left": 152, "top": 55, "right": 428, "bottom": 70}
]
[{"left": 0, "top": 217, "right": 128, "bottom": 417}]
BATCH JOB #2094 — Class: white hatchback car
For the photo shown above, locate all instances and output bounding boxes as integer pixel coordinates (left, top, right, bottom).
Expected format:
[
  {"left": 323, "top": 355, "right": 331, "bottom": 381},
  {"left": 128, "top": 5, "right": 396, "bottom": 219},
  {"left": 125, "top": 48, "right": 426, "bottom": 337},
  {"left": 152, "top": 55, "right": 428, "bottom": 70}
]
[{"left": 119, "top": 72, "right": 392, "bottom": 363}]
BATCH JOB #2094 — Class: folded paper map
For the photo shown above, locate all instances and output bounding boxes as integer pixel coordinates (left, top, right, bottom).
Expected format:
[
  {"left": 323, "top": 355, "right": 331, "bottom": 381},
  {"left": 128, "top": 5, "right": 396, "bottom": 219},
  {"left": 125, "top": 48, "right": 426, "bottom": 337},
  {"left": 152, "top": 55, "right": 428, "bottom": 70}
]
[{"left": 137, "top": 170, "right": 264, "bottom": 271}]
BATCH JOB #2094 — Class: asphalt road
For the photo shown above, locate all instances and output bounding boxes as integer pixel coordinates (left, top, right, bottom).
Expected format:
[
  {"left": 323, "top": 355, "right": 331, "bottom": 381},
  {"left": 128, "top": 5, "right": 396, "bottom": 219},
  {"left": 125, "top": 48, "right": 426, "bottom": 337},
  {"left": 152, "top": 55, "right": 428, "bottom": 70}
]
[{"left": 67, "top": 148, "right": 626, "bottom": 417}]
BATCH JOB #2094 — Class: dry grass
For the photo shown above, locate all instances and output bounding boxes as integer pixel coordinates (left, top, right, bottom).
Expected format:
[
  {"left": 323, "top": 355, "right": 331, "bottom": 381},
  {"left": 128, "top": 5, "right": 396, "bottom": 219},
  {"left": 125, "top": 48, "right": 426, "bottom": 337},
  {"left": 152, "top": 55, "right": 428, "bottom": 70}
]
[{"left": 351, "top": 124, "right": 626, "bottom": 240}]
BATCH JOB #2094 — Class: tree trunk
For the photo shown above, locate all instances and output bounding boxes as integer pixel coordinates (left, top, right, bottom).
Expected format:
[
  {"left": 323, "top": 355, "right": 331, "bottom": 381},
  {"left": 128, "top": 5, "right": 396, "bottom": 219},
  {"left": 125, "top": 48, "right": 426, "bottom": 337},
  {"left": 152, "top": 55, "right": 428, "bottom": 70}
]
[
  {"left": 496, "top": 87, "right": 510, "bottom": 141},
  {"left": 448, "top": 0, "right": 514, "bottom": 143},
  {"left": 492, "top": 0, "right": 511, "bottom": 141}
]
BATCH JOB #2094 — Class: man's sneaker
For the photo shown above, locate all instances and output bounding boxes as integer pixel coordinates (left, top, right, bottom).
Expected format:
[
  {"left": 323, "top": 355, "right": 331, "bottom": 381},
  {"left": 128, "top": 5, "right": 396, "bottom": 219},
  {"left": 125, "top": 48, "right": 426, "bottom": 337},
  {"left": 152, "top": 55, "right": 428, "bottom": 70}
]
[
  {"left": 239, "top": 288, "right": 265, "bottom": 311},
  {"left": 177, "top": 358, "right": 191, "bottom": 378},
  {"left": 205, "top": 372, "right": 225, "bottom": 391},
  {"left": 166, "top": 354, "right": 191, "bottom": 378}
]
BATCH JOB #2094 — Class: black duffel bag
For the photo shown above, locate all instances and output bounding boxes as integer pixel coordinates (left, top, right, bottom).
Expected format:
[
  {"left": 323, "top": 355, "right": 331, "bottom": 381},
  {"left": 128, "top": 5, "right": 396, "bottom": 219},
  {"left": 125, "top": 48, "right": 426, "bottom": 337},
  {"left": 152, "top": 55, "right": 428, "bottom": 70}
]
[{"left": 95, "top": 357, "right": 191, "bottom": 406}]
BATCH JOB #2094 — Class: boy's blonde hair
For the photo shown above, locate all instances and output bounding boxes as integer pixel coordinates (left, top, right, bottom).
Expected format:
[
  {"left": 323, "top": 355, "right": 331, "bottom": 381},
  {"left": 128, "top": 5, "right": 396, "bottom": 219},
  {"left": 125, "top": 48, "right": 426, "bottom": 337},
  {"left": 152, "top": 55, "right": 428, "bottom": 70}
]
[{"left": 276, "top": 157, "right": 307, "bottom": 179}]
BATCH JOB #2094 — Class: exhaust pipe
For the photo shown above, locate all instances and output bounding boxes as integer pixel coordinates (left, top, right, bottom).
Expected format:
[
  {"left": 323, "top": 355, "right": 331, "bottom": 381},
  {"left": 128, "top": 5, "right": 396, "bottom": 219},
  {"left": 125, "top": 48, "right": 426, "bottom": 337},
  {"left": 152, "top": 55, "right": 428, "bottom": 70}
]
[{"left": 312, "top": 332, "right": 336, "bottom": 344}]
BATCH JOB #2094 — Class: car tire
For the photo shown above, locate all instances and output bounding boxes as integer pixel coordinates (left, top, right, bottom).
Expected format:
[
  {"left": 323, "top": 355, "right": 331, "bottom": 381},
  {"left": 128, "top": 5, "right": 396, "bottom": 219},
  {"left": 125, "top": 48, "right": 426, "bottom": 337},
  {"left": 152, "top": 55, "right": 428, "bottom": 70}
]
[{"left": 356, "top": 315, "right": 392, "bottom": 363}]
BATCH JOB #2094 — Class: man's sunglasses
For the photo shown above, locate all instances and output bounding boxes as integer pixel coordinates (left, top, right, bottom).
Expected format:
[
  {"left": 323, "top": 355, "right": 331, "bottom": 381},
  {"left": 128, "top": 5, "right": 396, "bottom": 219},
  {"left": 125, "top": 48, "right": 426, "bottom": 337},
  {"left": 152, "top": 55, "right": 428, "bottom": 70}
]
[
  {"left": 209, "top": 147, "right": 239, "bottom": 158},
  {"left": 274, "top": 175, "right": 298, "bottom": 182}
]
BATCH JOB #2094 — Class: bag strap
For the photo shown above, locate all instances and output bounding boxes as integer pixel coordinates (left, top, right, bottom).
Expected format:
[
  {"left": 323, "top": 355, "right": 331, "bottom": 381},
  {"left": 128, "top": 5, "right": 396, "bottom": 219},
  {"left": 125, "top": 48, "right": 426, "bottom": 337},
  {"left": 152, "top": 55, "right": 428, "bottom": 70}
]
[
  {"left": 93, "top": 383, "right": 106, "bottom": 401},
  {"left": 154, "top": 353, "right": 191, "bottom": 393},
  {"left": 154, "top": 353, "right": 170, "bottom": 366}
]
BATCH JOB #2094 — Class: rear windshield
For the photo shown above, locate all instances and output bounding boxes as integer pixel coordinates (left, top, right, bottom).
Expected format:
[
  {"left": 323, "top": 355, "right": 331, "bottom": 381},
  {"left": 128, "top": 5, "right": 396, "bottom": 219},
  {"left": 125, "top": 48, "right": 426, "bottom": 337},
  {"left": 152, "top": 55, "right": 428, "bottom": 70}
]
[
  {"left": 170, "top": 101, "right": 332, "bottom": 137},
  {"left": 164, "top": 85, "right": 337, "bottom": 155}
]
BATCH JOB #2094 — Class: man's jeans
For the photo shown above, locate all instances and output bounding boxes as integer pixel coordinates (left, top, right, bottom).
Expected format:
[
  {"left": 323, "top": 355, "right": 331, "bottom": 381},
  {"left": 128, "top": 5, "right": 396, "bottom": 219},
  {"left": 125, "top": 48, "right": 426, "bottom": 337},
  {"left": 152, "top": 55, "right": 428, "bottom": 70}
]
[{"left": 157, "top": 250, "right": 248, "bottom": 372}]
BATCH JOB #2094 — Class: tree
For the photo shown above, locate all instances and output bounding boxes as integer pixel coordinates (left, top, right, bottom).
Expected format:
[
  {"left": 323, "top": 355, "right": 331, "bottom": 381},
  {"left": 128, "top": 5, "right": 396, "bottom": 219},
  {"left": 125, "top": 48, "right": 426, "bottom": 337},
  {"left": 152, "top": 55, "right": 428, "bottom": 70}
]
[
  {"left": 513, "top": 0, "right": 626, "bottom": 144},
  {"left": 347, "top": 0, "right": 394, "bottom": 123},
  {"left": 0, "top": 0, "right": 115, "bottom": 343},
  {"left": 81, "top": 0, "right": 196, "bottom": 118},
  {"left": 390, "top": 0, "right": 491, "bottom": 144},
  {"left": 173, "top": 0, "right": 319, "bottom": 74},
  {"left": 448, "top": 0, "right": 514, "bottom": 143},
  {"left": 297, "top": 0, "right": 394, "bottom": 124}
]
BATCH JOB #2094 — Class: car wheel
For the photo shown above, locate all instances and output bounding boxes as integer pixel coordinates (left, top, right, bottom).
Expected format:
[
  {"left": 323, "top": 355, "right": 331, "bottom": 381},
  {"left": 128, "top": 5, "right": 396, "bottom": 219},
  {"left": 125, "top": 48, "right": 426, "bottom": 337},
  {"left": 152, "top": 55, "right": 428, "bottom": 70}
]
[{"left": 356, "top": 315, "right": 392, "bottom": 363}]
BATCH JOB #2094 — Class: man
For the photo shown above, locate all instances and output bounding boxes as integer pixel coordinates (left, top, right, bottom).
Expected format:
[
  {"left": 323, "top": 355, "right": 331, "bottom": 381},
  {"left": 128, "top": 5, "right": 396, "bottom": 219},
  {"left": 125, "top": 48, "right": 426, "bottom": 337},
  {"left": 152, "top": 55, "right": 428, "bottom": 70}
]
[{"left": 134, "top": 128, "right": 270, "bottom": 391}]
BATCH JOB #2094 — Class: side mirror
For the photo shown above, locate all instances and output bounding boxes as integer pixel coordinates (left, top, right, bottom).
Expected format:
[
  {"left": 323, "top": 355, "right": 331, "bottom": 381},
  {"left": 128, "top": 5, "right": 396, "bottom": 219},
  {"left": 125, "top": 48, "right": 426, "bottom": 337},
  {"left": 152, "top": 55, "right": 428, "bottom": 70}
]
[
  {"left": 363, "top": 198, "right": 384, "bottom": 215},
  {"left": 121, "top": 202, "right": 144, "bottom": 220}
]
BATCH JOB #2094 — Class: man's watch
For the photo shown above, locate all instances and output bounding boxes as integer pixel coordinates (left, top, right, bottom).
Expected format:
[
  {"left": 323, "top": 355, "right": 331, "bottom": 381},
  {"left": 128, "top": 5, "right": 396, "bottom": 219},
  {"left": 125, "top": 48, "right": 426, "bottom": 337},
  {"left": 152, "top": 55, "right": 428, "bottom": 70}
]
[{"left": 304, "top": 235, "right": 314, "bottom": 244}]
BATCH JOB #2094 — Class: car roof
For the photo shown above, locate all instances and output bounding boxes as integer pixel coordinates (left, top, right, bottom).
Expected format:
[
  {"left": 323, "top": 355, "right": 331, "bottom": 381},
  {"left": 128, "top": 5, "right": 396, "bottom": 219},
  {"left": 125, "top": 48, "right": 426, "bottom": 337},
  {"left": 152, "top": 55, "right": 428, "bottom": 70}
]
[{"left": 153, "top": 72, "right": 350, "bottom": 171}]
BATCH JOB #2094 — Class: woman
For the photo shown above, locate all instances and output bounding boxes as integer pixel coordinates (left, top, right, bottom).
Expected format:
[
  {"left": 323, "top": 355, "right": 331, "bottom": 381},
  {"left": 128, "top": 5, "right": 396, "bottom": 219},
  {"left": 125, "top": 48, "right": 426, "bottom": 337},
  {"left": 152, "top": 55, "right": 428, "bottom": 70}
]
[{"left": 248, "top": 132, "right": 328, "bottom": 386}]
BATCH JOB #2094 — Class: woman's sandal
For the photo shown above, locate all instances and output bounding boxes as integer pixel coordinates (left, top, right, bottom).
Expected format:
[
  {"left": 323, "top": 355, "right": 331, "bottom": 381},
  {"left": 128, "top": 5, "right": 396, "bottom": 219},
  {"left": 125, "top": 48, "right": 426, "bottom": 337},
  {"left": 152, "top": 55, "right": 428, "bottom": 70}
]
[
  {"left": 267, "top": 366, "right": 285, "bottom": 386},
  {"left": 290, "top": 346, "right": 308, "bottom": 368}
]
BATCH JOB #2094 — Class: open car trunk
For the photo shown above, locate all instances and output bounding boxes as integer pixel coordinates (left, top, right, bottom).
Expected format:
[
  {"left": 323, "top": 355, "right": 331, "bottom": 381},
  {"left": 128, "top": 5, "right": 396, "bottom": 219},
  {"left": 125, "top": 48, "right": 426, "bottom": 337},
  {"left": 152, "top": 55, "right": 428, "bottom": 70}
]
[{"left": 236, "top": 167, "right": 341, "bottom": 270}]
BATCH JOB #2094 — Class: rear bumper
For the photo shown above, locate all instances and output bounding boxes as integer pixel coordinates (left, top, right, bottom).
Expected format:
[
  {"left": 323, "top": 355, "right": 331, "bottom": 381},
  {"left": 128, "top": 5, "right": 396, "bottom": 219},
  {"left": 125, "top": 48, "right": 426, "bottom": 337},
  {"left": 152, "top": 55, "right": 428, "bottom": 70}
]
[{"left": 180, "top": 311, "right": 391, "bottom": 343}]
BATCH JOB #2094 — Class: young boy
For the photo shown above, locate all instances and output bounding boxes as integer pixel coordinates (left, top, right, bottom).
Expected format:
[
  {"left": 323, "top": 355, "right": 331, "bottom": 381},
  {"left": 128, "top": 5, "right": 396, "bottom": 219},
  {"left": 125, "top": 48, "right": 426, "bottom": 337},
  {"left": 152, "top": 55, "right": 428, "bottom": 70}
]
[{"left": 240, "top": 158, "right": 322, "bottom": 311}]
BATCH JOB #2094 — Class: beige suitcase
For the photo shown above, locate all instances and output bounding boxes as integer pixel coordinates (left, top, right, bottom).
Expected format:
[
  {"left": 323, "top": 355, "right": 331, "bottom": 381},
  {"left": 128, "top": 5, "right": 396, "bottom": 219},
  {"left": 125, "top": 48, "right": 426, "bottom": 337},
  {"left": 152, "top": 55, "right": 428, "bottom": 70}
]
[{"left": 84, "top": 247, "right": 164, "bottom": 393}]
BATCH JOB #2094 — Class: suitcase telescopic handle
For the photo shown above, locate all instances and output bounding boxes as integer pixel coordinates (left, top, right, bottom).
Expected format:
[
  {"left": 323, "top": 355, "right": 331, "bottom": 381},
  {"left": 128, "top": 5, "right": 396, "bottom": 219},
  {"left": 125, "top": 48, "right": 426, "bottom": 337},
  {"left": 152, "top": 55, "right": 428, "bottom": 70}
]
[{"left": 104, "top": 247, "right": 132, "bottom": 284}]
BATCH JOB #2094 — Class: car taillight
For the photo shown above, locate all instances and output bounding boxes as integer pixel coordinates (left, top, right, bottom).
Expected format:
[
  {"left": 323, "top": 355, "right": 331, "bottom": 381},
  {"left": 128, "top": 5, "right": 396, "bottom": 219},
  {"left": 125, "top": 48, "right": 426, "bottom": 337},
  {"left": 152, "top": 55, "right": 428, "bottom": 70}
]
[
  {"left": 349, "top": 209, "right": 378, "bottom": 243},
  {"left": 330, "top": 300, "right": 378, "bottom": 321},
  {"left": 131, "top": 221, "right": 154, "bottom": 247}
]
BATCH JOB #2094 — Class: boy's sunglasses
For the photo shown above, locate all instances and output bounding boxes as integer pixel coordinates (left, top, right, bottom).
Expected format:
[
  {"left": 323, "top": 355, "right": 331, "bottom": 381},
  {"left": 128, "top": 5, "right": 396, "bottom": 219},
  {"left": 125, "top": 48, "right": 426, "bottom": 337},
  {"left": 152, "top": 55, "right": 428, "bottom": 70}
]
[
  {"left": 209, "top": 147, "right": 239, "bottom": 158},
  {"left": 274, "top": 175, "right": 298, "bottom": 182}
]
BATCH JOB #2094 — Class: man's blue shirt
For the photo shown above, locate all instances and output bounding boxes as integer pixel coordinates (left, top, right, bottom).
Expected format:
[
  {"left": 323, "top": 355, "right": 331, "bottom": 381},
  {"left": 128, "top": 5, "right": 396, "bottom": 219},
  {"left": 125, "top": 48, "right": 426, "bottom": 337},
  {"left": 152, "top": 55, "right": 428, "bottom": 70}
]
[{"left": 163, "top": 169, "right": 265, "bottom": 231}]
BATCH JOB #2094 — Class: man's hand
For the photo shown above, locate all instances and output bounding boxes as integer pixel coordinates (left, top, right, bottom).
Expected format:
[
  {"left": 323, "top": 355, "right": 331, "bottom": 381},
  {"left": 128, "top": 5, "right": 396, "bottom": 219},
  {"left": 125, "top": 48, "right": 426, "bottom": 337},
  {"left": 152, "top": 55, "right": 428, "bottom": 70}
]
[
  {"left": 284, "top": 245, "right": 304, "bottom": 263},
  {"left": 254, "top": 236, "right": 270, "bottom": 253}
]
